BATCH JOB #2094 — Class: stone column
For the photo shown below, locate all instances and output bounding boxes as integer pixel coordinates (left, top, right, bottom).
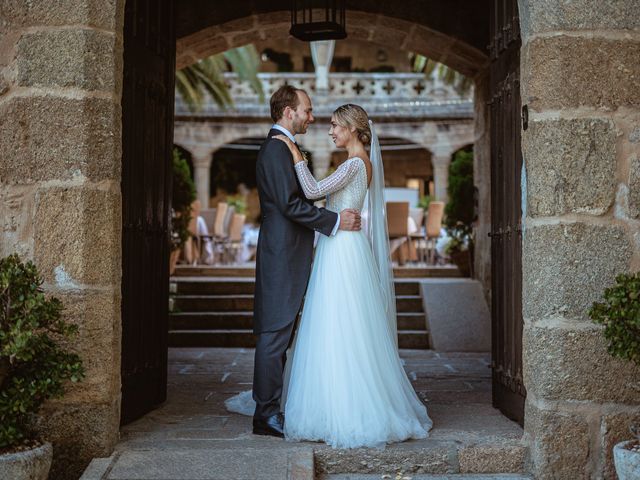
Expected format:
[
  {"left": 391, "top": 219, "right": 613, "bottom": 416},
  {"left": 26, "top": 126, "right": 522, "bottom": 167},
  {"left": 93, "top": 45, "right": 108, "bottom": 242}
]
[
  {"left": 190, "top": 148, "right": 215, "bottom": 208},
  {"left": 431, "top": 154, "right": 451, "bottom": 204},
  {"left": 0, "top": 1, "right": 125, "bottom": 478},
  {"left": 519, "top": 2, "right": 640, "bottom": 478}
]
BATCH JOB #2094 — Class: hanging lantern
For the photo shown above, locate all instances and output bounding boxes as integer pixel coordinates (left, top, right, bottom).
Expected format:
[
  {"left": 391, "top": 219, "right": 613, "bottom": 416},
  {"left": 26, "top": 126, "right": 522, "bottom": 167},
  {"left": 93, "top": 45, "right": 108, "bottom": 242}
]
[{"left": 290, "top": 0, "right": 347, "bottom": 42}]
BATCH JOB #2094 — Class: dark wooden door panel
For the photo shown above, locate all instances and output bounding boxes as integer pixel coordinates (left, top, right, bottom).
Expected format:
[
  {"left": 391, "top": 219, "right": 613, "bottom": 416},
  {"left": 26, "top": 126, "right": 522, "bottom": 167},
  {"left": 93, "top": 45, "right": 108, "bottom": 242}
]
[
  {"left": 121, "top": 0, "right": 175, "bottom": 425},
  {"left": 489, "top": 0, "right": 525, "bottom": 425}
]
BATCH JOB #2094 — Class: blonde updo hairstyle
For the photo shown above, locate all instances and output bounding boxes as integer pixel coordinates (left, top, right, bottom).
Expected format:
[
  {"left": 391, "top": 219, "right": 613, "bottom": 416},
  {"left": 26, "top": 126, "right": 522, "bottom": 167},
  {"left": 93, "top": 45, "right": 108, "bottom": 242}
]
[{"left": 332, "top": 104, "right": 371, "bottom": 145}]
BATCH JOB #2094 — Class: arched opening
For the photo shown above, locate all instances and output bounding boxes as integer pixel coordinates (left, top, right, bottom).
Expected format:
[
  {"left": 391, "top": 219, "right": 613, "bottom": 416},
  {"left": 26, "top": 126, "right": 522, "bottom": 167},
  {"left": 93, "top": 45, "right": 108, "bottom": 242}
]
[
  {"left": 119, "top": 2, "right": 525, "bottom": 474},
  {"left": 331, "top": 137, "right": 434, "bottom": 197}
]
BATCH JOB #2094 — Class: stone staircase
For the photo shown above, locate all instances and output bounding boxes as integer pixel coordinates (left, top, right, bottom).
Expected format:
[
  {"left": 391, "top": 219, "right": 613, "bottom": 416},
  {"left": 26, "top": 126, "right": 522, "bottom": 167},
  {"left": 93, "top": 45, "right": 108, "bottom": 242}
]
[{"left": 169, "top": 266, "right": 459, "bottom": 349}]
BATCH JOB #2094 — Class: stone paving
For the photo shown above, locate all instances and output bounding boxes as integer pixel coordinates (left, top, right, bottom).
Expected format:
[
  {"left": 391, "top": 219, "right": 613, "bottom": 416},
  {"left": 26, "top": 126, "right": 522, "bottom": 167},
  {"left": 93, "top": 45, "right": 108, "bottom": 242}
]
[
  {"left": 324, "top": 476, "right": 531, "bottom": 480},
  {"left": 81, "top": 348, "right": 527, "bottom": 480}
]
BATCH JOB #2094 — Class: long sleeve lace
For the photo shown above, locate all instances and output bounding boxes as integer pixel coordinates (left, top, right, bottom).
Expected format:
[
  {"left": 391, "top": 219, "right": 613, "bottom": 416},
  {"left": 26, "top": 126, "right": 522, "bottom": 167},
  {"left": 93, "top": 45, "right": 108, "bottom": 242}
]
[{"left": 294, "top": 157, "right": 362, "bottom": 200}]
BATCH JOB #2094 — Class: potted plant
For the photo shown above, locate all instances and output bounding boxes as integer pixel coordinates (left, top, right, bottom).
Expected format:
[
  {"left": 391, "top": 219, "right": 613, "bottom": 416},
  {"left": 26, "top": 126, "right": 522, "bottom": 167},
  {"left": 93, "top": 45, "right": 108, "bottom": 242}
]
[
  {"left": 226, "top": 194, "right": 247, "bottom": 215},
  {"left": 589, "top": 272, "right": 640, "bottom": 480},
  {"left": 444, "top": 148, "right": 474, "bottom": 276},
  {"left": 170, "top": 148, "right": 197, "bottom": 274},
  {"left": 444, "top": 227, "right": 473, "bottom": 277},
  {"left": 0, "top": 254, "right": 84, "bottom": 480},
  {"left": 417, "top": 194, "right": 432, "bottom": 212}
]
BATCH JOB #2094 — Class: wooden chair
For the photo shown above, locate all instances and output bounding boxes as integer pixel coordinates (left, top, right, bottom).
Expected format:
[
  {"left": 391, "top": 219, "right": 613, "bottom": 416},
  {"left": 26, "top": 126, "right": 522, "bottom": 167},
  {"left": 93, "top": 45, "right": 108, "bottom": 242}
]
[
  {"left": 223, "top": 213, "right": 246, "bottom": 264},
  {"left": 183, "top": 199, "right": 202, "bottom": 265},
  {"left": 386, "top": 201, "right": 410, "bottom": 266},
  {"left": 200, "top": 208, "right": 217, "bottom": 234},
  {"left": 197, "top": 208, "right": 216, "bottom": 264},
  {"left": 409, "top": 207, "right": 425, "bottom": 263},
  {"left": 424, "top": 201, "right": 445, "bottom": 264},
  {"left": 213, "top": 202, "right": 229, "bottom": 239}
]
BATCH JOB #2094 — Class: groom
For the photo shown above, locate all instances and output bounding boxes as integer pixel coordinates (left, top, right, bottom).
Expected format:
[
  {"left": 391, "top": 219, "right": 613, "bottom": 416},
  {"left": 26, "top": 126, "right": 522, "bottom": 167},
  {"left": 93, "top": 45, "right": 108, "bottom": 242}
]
[{"left": 252, "top": 85, "right": 361, "bottom": 437}]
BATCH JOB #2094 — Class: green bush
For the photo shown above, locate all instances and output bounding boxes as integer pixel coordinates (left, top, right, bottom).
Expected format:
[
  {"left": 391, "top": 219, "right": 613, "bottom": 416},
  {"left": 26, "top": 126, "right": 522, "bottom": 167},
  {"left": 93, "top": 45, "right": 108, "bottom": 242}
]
[
  {"left": 444, "top": 148, "right": 474, "bottom": 235},
  {"left": 226, "top": 195, "right": 247, "bottom": 215},
  {"left": 171, "top": 148, "right": 197, "bottom": 251},
  {"left": 0, "top": 255, "right": 84, "bottom": 448},
  {"left": 417, "top": 195, "right": 432, "bottom": 210},
  {"left": 589, "top": 272, "right": 640, "bottom": 366}
]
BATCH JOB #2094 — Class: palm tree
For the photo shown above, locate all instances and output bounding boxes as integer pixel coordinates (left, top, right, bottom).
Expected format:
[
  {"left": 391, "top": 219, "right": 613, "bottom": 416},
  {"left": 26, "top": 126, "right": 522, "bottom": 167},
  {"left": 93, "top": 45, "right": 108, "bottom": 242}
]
[
  {"left": 411, "top": 54, "right": 473, "bottom": 96},
  {"left": 176, "top": 45, "right": 264, "bottom": 112}
]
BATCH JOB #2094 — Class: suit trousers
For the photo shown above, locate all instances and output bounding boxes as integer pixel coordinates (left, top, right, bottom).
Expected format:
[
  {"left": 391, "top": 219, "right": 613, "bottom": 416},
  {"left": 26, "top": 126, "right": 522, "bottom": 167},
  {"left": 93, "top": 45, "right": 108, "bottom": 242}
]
[{"left": 252, "top": 320, "right": 296, "bottom": 420}]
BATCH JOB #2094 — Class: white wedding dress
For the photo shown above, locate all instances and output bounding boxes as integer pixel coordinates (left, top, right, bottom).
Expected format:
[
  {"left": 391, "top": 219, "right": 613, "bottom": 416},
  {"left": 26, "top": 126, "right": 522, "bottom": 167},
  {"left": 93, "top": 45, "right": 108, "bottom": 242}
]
[{"left": 280, "top": 156, "right": 432, "bottom": 448}]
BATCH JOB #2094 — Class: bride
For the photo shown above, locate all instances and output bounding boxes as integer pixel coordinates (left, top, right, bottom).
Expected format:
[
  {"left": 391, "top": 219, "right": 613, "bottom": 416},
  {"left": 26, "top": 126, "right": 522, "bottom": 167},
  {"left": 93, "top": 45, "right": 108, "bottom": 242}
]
[{"left": 272, "top": 104, "right": 432, "bottom": 448}]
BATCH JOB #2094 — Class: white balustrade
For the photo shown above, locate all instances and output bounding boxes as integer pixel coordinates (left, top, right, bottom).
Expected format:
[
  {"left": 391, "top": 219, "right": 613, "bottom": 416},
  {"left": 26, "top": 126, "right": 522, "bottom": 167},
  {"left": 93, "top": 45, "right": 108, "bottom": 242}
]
[{"left": 175, "top": 72, "right": 473, "bottom": 119}]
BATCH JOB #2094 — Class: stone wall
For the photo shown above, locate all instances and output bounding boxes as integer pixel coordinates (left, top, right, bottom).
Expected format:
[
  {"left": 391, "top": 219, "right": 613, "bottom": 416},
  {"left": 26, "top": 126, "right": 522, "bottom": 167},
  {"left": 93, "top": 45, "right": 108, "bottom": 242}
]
[
  {"left": 518, "top": 1, "right": 640, "bottom": 478},
  {"left": 0, "top": 1, "right": 124, "bottom": 478}
]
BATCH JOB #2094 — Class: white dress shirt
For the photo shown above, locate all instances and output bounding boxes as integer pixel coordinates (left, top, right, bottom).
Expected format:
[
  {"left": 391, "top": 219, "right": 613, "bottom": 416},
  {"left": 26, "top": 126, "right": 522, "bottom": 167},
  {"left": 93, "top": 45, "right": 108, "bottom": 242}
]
[{"left": 271, "top": 124, "right": 341, "bottom": 236}]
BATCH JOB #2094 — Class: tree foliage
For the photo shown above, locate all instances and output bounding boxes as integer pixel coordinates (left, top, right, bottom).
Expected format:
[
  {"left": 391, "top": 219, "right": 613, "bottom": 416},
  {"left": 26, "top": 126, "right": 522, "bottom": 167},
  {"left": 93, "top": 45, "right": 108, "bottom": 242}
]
[
  {"left": 0, "top": 255, "right": 84, "bottom": 448},
  {"left": 444, "top": 148, "right": 474, "bottom": 235},
  {"left": 589, "top": 272, "right": 640, "bottom": 366},
  {"left": 171, "top": 148, "right": 197, "bottom": 251},
  {"left": 412, "top": 54, "right": 473, "bottom": 96},
  {"left": 176, "top": 45, "right": 264, "bottom": 112}
]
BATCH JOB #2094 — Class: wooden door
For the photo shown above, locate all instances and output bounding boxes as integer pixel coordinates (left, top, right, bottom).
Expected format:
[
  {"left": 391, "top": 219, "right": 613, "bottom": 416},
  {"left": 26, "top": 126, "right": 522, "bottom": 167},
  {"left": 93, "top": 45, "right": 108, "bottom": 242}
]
[
  {"left": 121, "top": 0, "right": 176, "bottom": 425},
  {"left": 488, "top": 0, "right": 526, "bottom": 425}
]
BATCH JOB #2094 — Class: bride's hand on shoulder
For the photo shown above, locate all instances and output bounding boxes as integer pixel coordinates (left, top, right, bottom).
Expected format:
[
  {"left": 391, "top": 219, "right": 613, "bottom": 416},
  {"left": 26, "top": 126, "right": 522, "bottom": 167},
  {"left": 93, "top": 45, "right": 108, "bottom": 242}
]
[{"left": 274, "top": 135, "right": 304, "bottom": 164}]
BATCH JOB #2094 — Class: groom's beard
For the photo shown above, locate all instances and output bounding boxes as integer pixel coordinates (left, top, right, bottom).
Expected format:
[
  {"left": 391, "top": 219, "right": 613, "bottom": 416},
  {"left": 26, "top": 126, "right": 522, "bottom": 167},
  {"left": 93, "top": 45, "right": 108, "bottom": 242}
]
[{"left": 292, "top": 117, "right": 309, "bottom": 135}]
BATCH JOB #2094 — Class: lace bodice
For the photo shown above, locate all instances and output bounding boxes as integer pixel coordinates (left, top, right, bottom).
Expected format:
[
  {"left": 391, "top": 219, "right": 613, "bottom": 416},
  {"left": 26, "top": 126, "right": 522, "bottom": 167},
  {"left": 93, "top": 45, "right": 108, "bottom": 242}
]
[{"left": 294, "top": 157, "right": 368, "bottom": 213}]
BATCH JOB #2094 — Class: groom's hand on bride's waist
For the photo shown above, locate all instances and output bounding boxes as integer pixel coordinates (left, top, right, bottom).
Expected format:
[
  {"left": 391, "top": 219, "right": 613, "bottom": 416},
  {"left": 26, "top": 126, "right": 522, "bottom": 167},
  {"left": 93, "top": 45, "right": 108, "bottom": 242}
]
[{"left": 339, "top": 209, "right": 361, "bottom": 231}]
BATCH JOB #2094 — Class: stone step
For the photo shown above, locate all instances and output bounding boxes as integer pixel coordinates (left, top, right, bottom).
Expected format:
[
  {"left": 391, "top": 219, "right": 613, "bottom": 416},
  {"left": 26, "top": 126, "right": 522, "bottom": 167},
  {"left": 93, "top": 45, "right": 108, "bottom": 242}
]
[
  {"left": 397, "top": 330, "right": 430, "bottom": 349},
  {"left": 394, "top": 282, "right": 420, "bottom": 296},
  {"left": 322, "top": 475, "right": 532, "bottom": 480},
  {"left": 81, "top": 447, "right": 315, "bottom": 480},
  {"left": 392, "top": 266, "right": 461, "bottom": 278},
  {"left": 170, "top": 312, "right": 254, "bottom": 330},
  {"left": 168, "top": 329, "right": 429, "bottom": 349},
  {"left": 397, "top": 313, "right": 427, "bottom": 330},
  {"left": 175, "top": 279, "right": 255, "bottom": 295},
  {"left": 173, "top": 279, "right": 421, "bottom": 296},
  {"left": 173, "top": 265, "right": 461, "bottom": 278},
  {"left": 174, "top": 266, "right": 256, "bottom": 277},
  {"left": 395, "top": 295, "right": 424, "bottom": 312},
  {"left": 314, "top": 441, "right": 527, "bottom": 478},
  {"left": 174, "top": 295, "right": 254, "bottom": 312},
  {"left": 170, "top": 312, "right": 426, "bottom": 332},
  {"left": 174, "top": 295, "right": 424, "bottom": 313},
  {"left": 170, "top": 329, "right": 256, "bottom": 348}
]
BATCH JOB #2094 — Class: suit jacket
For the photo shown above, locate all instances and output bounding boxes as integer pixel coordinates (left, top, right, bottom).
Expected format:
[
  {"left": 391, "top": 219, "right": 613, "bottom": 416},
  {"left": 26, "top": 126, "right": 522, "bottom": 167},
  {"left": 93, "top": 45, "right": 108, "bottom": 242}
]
[{"left": 253, "top": 129, "right": 338, "bottom": 334}]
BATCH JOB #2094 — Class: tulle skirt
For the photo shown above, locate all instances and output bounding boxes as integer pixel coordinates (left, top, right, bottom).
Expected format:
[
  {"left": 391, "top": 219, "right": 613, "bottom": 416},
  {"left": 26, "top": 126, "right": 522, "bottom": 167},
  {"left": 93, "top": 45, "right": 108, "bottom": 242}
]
[{"left": 283, "top": 230, "right": 432, "bottom": 448}]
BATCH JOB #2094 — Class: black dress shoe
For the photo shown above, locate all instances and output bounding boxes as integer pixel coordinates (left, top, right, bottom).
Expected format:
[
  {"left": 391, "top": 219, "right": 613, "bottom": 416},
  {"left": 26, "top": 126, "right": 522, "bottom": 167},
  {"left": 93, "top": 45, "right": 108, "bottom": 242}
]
[{"left": 253, "top": 413, "right": 285, "bottom": 438}]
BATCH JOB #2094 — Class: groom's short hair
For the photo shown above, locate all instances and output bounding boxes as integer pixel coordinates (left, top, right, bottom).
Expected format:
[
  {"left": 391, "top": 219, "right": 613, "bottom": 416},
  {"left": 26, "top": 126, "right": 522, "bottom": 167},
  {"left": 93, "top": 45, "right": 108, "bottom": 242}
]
[{"left": 270, "top": 85, "right": 306, "bottom": 123}]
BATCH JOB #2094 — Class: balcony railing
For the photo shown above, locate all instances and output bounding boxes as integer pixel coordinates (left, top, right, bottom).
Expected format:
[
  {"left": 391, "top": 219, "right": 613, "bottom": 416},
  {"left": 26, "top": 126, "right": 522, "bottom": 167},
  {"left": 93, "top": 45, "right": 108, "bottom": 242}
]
[{"left": 175, "top": 72, "right": 474, "bottom": 119}]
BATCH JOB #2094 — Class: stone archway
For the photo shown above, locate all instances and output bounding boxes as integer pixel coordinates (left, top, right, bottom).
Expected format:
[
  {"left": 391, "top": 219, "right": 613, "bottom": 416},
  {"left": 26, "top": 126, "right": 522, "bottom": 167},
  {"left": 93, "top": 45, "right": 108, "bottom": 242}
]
[
  {"left": 174, "top": 6, "right": 492, "bottom": 306},
  {"left": 176, "top": 10, "right": 487, "bottom": 78},
  {"left": 2, "top": 1, "right": 640, "bottom": 478}
]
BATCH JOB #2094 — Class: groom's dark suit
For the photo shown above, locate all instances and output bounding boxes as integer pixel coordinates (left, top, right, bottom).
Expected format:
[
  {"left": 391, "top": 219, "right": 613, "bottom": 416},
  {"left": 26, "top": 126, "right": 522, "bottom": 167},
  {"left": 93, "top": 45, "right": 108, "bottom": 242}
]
[{"left": 253, "top": 128, "right": 338, "bottom": 420}]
